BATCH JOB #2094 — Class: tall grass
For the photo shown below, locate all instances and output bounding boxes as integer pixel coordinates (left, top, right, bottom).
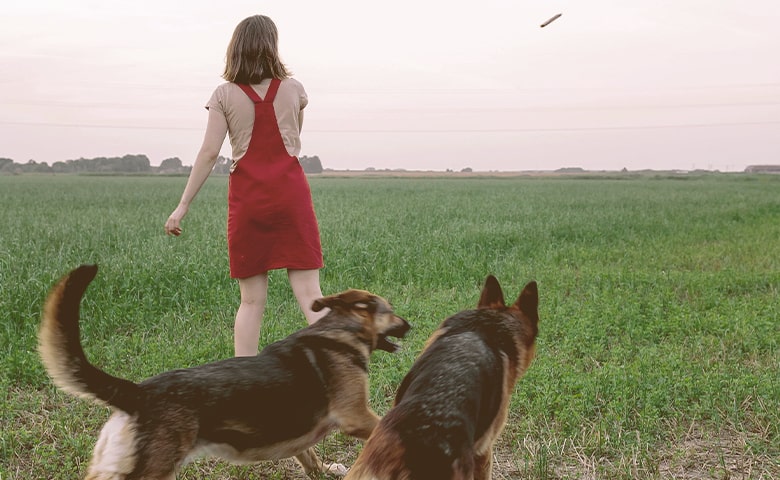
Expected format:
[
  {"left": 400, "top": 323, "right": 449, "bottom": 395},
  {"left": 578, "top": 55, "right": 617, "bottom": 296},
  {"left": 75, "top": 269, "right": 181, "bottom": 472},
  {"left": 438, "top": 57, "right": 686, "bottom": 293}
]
[{"left": 1, "top": 173, "right": 778, "bottom": 479}]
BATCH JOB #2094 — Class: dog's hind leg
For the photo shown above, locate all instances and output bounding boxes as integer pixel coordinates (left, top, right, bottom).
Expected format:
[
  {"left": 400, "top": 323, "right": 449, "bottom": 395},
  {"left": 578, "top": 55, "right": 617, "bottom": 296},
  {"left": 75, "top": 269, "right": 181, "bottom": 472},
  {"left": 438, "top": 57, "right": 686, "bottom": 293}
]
[
  {"left": 86, "top": 412, "right": 138, "bottom": 480},
  {"left": 295, "top": 447, "right": 348, "bottom": 477},
  {"left": 123, "top": 415, "right": 198, "bottom": 480},
  {"left": 472, "top": 446, "right": 493, "bottom": 480}
]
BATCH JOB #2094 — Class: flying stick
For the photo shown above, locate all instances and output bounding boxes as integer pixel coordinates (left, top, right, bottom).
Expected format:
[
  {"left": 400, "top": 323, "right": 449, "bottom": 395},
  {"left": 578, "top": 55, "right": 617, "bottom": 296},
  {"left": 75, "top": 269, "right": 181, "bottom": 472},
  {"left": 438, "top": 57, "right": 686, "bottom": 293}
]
[{"left": 540, "top": 13, "right": 562, "bottom": 28}]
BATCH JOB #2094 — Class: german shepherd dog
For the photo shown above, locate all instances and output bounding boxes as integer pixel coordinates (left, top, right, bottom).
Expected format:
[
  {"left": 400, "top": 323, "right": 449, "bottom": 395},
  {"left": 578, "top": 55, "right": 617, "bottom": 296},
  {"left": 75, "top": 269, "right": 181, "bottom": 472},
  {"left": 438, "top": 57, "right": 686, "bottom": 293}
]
[
  {"left": 345, "top": 275, "right": 539, "bottom": 480},
  {"left": 38, "top": 265, "right": 410, "bottom": 479}
]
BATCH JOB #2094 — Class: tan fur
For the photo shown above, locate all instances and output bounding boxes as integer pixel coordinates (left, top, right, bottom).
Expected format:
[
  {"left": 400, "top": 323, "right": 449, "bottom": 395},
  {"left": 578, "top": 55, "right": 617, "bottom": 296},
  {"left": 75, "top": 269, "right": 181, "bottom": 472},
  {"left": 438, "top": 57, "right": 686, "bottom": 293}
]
[
  {"left": 86, "top": 412, "right": 139, "bottom": 479},
  {"left": 38, "top": 274, "right": 105, "bottom": 405}
]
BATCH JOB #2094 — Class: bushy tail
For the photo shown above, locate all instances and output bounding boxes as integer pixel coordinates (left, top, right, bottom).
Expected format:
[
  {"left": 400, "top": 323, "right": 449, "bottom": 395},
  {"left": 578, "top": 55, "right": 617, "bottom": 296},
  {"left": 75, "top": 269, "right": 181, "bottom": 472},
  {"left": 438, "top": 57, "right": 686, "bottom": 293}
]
[{"left": 38, "top": 265, "right": 142, "bottom": 413}]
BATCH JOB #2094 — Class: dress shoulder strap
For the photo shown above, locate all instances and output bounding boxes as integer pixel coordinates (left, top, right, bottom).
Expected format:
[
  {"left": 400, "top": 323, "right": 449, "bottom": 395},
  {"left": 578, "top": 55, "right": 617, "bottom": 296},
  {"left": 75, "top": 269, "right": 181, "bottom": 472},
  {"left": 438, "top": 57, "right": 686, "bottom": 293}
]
[
  {"left": 264, "top": 78, "right": 282, "bottom": 103},
  {"left": 236, "top": 84, "right": 263, "bottom": 103},
  {"left": 236, "top": 79, "right": 281, "bottom": 104}
]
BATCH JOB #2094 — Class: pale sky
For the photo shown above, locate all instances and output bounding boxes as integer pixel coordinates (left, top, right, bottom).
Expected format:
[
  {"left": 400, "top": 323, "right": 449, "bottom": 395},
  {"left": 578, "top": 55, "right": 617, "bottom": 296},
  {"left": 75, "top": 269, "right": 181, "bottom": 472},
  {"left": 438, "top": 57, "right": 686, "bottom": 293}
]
[{"left": 1, "top": 0, "right": 778, "bottom": 172}]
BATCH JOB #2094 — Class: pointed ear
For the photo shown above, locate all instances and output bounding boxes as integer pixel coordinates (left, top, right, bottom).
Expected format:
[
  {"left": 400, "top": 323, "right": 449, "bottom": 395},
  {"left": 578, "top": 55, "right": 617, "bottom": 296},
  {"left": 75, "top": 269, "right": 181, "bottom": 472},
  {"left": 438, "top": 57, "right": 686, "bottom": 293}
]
[
  {"left": 311, "top": 297, "right": 329, "bottom": 312},
  {"left": 513, "top": 281, "right": 539, "bottom": 319},
  {"left": 478, "top": 275, "right": 506, "bottom": 309},
  {"left": 312, "top": 290, "right": 375, "bottom": 312}
]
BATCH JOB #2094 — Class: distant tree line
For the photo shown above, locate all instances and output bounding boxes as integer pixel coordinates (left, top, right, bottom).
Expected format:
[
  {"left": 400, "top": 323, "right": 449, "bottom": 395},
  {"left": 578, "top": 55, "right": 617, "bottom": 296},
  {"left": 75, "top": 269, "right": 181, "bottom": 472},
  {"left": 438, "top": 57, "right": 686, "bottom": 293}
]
[{"left": 0, "top": 154, "right": 324, "bottom": 175}]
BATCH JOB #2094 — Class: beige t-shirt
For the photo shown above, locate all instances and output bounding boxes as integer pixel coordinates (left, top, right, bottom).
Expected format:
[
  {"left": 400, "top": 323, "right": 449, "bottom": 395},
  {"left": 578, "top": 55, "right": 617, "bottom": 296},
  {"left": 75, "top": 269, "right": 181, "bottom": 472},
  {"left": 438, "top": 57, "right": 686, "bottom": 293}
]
[{"left": 206, "top": 78, "right": 308, "bottom": 168}]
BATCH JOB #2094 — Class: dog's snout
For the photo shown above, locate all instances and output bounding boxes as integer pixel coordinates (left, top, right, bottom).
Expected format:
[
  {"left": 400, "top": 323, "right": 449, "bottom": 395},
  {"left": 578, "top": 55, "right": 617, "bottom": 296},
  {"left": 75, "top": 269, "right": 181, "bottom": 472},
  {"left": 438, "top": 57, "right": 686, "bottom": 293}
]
[{"left": 391, "top": 316, "right": 411, "bottom": 337}]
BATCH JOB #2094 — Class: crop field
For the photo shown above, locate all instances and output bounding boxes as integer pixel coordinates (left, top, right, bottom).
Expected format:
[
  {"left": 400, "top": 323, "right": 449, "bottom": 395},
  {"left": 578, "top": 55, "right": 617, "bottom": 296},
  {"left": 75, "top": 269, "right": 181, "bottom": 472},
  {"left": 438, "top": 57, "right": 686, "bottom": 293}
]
[{"left": 1, "top": 173, "right": 778, "bottom": 479}]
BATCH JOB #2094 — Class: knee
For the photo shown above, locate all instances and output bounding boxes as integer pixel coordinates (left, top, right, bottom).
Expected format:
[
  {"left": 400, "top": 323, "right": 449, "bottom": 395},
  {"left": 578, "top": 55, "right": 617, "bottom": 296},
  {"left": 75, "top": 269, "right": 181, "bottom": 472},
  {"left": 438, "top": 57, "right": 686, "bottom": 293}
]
[
  {"left": 238, "top": 275, "right": 268, "bottom": 306},
  {"left": 288, "top": 271, "right": 322, "bottom": 297},
  {"left": 239, "top": 293, "right": 267, "bottom": 307}
]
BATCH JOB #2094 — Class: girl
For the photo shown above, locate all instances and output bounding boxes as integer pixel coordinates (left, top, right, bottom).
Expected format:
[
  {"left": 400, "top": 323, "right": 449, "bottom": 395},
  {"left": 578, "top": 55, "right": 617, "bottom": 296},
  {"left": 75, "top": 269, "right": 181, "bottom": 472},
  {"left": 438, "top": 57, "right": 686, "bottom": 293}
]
[{"left": 165, "top": 15, "right": 325, "bottom": 356}]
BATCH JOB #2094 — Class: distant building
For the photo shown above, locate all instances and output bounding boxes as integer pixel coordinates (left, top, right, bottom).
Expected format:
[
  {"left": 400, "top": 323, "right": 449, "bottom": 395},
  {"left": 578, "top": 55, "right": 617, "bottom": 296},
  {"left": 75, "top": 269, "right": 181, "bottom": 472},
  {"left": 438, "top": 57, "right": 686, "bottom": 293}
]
[{"left": 744, "top": 165, "right": 780, "bottom": 173}]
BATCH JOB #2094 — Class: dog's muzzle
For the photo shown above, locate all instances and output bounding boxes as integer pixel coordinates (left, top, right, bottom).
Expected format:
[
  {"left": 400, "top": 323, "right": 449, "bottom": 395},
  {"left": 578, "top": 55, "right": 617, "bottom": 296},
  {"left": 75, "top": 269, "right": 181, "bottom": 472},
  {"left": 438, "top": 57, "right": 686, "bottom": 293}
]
[{"left": 376, "top": 316, "right": 411, "bottom": 352}]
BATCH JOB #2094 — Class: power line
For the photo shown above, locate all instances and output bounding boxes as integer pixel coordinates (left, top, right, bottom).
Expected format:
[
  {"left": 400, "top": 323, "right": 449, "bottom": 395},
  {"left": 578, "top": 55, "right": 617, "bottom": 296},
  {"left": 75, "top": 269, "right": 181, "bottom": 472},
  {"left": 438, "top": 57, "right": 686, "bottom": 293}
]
[
  {"left": 5, "top": 81, "right": 780, "bottom": 94},
  {"left": 0, "top": 121, "right": 197, "bottom": 131},
  {"left": 3, "top": 99, "right": 780, "bottom": 112},
  {"left": 306, "top": 121, "right": 780, "bottom": 133},
  {"left": 2, "top": 120, "right": 779, "bottom": 133},
  {"left": 2, "top": 79, "right": 780, "bottom": 98}
]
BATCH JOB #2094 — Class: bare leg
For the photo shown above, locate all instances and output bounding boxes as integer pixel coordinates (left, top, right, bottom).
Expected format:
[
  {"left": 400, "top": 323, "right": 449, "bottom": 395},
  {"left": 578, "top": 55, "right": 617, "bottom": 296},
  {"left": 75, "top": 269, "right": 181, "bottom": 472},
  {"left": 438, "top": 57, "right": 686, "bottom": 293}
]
[
  {"left": 234, "top": 273, "right": 268, "bottom": 356},
  {"left": 288, "top": 269, "right": 327, "bottom": 324}
]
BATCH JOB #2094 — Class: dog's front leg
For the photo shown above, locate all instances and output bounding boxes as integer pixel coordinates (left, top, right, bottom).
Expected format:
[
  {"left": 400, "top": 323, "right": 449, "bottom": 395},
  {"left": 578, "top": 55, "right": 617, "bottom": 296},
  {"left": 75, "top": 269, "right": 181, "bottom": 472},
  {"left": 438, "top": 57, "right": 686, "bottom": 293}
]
[
  {"left": 331, "top": 383, "right": 381, "bottom": 440},
  {"left": 296, "top": 447, "right": 349, "bottom": 478},
  {"left": 337, "top": 408, "right": 380, "bottom": 440}
]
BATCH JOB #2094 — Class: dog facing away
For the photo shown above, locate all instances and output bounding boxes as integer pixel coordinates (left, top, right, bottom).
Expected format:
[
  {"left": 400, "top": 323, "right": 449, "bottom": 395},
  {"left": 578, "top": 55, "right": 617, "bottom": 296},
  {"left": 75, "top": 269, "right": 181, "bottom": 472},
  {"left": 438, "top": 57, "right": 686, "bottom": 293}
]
[
  {"left": 38, "top": 264, "right": 410, "bottom": 480},
  {"left": 345, "top": 275, "right": 539, "bottom": 480}
]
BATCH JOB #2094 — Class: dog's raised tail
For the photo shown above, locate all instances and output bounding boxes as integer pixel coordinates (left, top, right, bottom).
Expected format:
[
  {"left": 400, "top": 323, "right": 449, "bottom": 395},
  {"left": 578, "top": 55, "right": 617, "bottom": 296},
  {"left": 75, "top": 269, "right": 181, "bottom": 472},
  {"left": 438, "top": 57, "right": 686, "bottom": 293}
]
[{"left": 39, "top": 264, "right": 142, "bottom": 413}]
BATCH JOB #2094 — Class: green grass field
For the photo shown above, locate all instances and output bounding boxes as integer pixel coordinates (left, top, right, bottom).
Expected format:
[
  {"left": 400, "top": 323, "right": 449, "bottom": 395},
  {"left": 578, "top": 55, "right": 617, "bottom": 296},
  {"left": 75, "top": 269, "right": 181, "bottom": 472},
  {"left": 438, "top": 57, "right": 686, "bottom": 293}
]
[{"left": 1, "top": 173, "right": 778, "bottom": 479}]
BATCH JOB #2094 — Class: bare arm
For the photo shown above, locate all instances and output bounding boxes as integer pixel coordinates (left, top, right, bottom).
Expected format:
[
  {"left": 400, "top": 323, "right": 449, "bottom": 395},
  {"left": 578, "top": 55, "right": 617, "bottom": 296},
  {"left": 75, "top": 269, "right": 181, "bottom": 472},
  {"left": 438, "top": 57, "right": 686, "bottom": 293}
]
[
  {"left": 298, "top": 108, "right": 304, "bottom": 132},
  {"left": 164, "top": 108, "right": 228, "bottom": 236}
]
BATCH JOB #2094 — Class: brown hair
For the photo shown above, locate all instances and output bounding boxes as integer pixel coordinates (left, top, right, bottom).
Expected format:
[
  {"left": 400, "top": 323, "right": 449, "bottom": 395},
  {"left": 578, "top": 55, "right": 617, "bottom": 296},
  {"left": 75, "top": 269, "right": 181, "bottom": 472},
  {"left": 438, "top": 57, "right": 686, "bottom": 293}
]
[{"left": 222, "top": 15, "right": 291, "bottom": 83}]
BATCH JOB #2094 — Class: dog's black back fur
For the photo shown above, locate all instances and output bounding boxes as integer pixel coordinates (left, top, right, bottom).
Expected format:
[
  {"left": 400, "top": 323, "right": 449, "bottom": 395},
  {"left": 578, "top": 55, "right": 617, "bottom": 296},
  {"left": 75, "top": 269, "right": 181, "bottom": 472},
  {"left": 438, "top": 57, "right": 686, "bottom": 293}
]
[
  {"left": 385, "top": 309, "right": 519, "bottom": 477},
  {"left": 141, "top": 342, "right": 328, "bottom": 447}
]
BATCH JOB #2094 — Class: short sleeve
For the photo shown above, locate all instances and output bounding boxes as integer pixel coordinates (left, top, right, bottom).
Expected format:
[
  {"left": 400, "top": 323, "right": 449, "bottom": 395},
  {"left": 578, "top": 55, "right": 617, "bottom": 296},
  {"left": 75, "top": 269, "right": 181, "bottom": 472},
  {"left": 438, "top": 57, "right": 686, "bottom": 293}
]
[
  {"left": 205, "top": 87, "right": 223, "bottom": 113},
  {"left": 299, "top": 84, "right": 308, "bottom": 110}
]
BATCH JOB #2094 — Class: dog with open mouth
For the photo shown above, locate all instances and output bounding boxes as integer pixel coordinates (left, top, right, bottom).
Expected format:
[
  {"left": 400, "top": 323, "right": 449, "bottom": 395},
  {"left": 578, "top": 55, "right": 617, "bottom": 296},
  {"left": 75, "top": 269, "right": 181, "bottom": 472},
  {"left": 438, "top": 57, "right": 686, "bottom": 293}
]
[{"left": 38, "top": 264, "right": 410, "bottom": 479}]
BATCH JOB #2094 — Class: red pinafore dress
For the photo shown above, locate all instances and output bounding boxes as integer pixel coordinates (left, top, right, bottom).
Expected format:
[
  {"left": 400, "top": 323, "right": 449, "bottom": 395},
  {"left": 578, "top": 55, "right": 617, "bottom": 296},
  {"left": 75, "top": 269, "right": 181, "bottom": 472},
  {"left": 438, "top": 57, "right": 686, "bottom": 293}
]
[{"left": 227, "top": 79, "right": 323, "bottom": 278}]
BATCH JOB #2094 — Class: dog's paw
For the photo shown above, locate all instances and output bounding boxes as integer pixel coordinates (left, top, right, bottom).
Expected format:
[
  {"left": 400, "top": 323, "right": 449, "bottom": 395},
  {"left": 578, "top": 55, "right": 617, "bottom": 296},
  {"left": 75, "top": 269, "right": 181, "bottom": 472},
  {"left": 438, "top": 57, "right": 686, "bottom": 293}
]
[{"left": 324, "top": 462, "right": 349, "bottom": 476}]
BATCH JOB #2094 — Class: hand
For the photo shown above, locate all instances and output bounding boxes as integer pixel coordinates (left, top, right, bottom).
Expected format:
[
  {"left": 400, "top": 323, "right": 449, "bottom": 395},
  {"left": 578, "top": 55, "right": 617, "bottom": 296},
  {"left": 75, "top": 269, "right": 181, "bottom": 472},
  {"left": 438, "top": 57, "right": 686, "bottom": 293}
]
[{"left": 164, "top": 205, "right": 188, "bottom": 236}]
